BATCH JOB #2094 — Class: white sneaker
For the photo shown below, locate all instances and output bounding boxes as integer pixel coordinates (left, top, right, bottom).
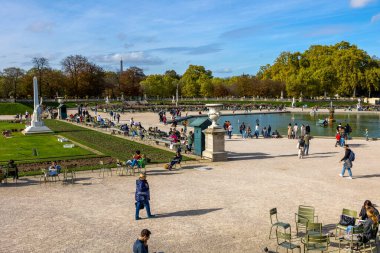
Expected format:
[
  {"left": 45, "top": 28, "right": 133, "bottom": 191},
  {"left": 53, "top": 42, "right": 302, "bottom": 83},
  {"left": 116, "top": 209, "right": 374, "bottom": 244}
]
[
  {"left": 339, "top": 174, "right": 343, "bottom": 177},
  {"left": 347, "top": 177, "right": 353, "bottom": 180}
]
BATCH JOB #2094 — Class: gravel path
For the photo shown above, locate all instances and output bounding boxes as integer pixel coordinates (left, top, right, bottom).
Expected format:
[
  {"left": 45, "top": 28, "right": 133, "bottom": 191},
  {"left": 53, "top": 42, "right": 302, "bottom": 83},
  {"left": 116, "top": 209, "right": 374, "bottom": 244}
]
[{"left": 1, "top": 135, "right": 379, "bottom": 252}]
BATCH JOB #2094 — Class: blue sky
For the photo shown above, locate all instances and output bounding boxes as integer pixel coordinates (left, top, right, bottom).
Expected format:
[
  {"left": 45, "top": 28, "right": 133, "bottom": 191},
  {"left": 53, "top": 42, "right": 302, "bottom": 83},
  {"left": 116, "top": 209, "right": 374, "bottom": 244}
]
[{"left": 0, "top": 0, "right": 379, "bottom": 77}]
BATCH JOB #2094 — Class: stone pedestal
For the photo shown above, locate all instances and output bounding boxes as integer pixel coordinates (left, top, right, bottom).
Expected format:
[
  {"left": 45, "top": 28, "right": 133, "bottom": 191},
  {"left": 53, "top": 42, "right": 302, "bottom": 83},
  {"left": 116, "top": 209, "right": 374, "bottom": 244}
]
[
  {"left": 24, "top": 123, "right": 53, "bottom": 134},
  {"left": 202, "top": 127, "right": 227, "bottom": 161}
]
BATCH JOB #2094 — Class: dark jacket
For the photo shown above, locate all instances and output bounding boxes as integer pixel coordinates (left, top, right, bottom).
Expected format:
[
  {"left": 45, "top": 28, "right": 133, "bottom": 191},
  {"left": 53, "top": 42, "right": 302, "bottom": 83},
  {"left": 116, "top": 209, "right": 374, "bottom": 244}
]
[
  {"left": 359, "top": 206, "right": 380, "bottom": 220},
  {"left": 340, "top": 149, "right": 351, "bottom": 161},
  {"left": 135, "top": 179, "right": 150, "bottom": 202},
  {"left": 133, "top": 239, "right": 148, "bottom": 253},
  {"left": 362, "top": 219, "right": 378, "bottom": 243}
]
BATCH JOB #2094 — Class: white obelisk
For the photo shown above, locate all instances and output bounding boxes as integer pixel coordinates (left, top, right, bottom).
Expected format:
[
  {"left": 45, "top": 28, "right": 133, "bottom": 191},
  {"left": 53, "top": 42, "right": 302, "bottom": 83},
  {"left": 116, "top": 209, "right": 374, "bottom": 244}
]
[{"left": 23, "top": 77, "right": 52, "bottom": 134}]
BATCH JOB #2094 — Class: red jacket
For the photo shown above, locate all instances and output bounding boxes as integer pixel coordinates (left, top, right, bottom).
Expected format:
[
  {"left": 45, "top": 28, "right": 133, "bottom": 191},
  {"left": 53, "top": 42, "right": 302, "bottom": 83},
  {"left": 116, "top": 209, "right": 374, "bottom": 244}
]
[{"left": 335, "top": 133, "right": 341, "bottom": 140}]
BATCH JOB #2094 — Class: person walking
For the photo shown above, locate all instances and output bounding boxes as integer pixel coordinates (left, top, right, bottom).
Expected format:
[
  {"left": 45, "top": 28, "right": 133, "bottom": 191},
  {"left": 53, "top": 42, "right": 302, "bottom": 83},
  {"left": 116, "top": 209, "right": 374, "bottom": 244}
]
[
  {"left": 300, "top": 124, "right": 305, "bottom": 137},
  {"left": 305, "top": 124, "right": 311, "bottom": 134},
  {"left": 227, "top": 124, "right": 233, "bottom": 139},
  {"left": 339, "top": 144, "right": 354, "bottom": 179},
  {"left": 135, "top": 173, "right": 155, "bottom": 220},
  {"left": 133, "top": 229, "right": 151, "bottom": 253},
  {"left": 287, "top": 123, "right": 292, "bottom": 139},
  {"left": 254, "top": 124, "right": 260, "bottom": 139},
  {"left": 304, "top": 133, "right": 311, "bottom": 156},
  {"left": 293, "top": 123, "right": 298, "bottom": 139},
  {"left": 297, "top": 136, "right": 305, "bottom": 159},
  {"left": 186, "top": 131, "right": 194, "bottom": 153}
]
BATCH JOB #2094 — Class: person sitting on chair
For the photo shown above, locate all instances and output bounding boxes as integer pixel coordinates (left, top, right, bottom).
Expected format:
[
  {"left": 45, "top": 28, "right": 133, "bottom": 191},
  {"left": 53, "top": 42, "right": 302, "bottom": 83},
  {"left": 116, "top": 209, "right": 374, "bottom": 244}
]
[
  {"left": 127, "top": 150, "right": 142, "bottom": 168},
  {"left": 48, "top": 161, "right": 59, "bottom": 176},
  {"left": 7, "top": 160, "right": 19, "bottom": 180},
  {"left": 167, "top": 151, "right": 182, "bottom": 170}
]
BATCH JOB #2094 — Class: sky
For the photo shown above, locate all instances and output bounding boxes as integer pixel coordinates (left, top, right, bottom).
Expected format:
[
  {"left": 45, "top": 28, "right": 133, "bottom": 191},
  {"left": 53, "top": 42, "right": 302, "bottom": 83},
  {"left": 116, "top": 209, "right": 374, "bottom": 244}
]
[{"left": 0, "top": 0, "right": 379, "bottom": 77}]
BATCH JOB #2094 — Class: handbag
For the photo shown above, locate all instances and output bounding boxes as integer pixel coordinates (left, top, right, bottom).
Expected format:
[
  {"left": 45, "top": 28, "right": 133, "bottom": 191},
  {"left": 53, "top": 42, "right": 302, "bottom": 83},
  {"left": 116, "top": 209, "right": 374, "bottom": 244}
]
[
  {"left": 339, "top": 214, "right": 355, "bottom": 226},
  {"left": 135, "top": 201, "right": 145, "bottom": 210}
]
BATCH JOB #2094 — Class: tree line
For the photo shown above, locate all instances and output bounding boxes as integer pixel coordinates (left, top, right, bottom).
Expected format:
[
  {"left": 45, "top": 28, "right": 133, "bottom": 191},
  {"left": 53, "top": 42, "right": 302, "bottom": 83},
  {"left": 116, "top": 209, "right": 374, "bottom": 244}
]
[{"left": 1, "top": 41, "right": 379, "bottom": 100}]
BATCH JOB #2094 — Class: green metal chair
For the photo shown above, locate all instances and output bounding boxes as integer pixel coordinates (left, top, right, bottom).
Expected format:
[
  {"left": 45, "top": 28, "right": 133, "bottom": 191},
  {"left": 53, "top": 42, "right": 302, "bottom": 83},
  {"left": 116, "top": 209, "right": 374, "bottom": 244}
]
[
  {"left": 269, "top": 208, "right": 290, "bottom": 239},
  {"left": 63, "top": 164, "right": 76, "bottom": 184},
  {"left": 306, "top": 222, "right": 322, "bottom": 236},
  {"left": 295, "top": 205, "right": 318, "bottom": 235},
  {"left": 99, "top": 160, "right": 112, "bottom": 177},
  {"left": 115, "top": 159, "right": 125, "bottom": 175},
  {"left": 335, "top": 208, "right": 358, "bottom": 239},
  {"left": 276, "top": 225, "right": 301, "bottom": 253},
  {"left": 338, "top": 224, "right": 364, "bottom": 252},
  {"left": 303, "top": 234, "right": 330, "bottom": 252}
]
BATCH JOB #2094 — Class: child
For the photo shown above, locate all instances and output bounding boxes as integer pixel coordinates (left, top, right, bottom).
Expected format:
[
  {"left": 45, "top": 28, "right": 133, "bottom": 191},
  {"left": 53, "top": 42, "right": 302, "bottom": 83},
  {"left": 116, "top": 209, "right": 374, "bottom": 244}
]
[{"left": 335, "top": 131, "right": 341, "bottom": 147}]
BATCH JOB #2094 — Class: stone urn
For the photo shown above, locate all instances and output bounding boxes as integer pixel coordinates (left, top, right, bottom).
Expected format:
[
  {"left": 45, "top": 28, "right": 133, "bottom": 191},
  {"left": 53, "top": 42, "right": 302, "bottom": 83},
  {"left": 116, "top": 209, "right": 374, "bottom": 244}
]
[{"left": 206, "top": 104, "right": 223, "bottom": 128}]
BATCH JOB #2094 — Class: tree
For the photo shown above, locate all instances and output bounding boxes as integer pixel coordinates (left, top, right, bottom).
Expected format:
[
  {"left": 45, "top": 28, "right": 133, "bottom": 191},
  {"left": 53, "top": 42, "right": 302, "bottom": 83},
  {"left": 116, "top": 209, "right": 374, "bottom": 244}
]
[
  {"left": 199, "top": 73, "right": 213, "bottom": 97},
  {"left": 32, "top": 57, "right": 49, "bottom": 97},
  {"left": 212, "top": 78, "right": 229, "bottom": 97},
  {"left": 180, "top": 65, "right": 212, "bottom": 97},
  {"left": 120, "top": 67, "right": 145, "bottom": 97},
  {"left": 61, "top": 55, "right": 105, "bottom": 97},
  {"left": 364, "top": 68, "right": 380, "bottom": 97},
  {"left": 1, "top": 67, "right": 25, "bottom": 100}
]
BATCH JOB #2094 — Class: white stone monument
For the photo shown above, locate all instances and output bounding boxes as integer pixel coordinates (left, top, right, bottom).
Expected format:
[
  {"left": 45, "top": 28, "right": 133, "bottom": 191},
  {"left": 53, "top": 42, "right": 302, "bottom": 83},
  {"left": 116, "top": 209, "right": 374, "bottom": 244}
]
[
  {"left": 202, "top": 104, "right": 227, "bottom": 161},
  {"left": 23, "top": 77, "right": 52, "bottom": 135}
]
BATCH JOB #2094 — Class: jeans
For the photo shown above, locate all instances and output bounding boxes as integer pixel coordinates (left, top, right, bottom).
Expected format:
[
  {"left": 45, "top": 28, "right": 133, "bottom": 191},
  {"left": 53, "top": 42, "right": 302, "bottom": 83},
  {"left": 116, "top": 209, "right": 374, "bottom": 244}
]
[
  {"left": 341, "top": 163, "right": 352, "bottom": 177},
  {"left": 127, "top": 159, "right": 140, "bottom": 168},
  {"left": 304, "top": 144, "right": 309, "bottom": 155},
  {"left": 340, "top": 137, "right": 345, "bottom": 147},
  {"left": 187, "top": 144, "right": 192, "bottom": 152},
  {"left": 242, "top": 130, "right": 246, "bottom": 139},
  {"left": 135, "top": 199, "right": 152, "bottom": 219},
  {"left": 228, "top": 131, "right": 232, "bottom": 139}
]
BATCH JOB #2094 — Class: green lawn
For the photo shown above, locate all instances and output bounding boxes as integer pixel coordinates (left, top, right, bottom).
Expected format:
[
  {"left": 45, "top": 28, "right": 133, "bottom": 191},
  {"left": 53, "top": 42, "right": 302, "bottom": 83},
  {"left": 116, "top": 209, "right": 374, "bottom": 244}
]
[
  {"left": 0, "top": 122, "right": 97, "bottom": 163},
  {"left": 0, "top": 103, "right": 33, "bottom": 115},
  {"left": 44, "top": 120, "right": 192, "bottom": 163}
]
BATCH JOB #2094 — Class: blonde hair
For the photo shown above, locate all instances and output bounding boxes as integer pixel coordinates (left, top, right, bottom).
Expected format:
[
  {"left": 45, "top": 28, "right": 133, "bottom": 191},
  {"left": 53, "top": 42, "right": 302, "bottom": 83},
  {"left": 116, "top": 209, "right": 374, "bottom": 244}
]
[{"left": 367, "top": 207, "right": 379, "bottom": 225}]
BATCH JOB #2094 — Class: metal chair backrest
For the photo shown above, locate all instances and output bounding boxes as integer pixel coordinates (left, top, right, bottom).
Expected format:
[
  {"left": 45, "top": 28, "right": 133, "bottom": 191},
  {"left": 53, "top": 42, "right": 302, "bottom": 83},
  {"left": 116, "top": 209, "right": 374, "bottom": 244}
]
[
  {"left": 342, "top": 208, "right": 357, "bottom": 218},
  {"left": 270, "top": 208, "right": 278, "bottom": 225},
  {"left": 297, "top": 205, "right": 315, "bottom": 223},
  {"left": 306, "top": 222, "right": 322, "bottom": 235}
]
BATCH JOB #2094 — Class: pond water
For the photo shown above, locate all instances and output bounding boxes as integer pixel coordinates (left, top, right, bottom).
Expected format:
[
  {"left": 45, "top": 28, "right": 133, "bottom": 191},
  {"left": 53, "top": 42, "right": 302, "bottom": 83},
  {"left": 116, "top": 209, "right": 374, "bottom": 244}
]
[{"left": 214, "top": 112, "right": 380, "bottom": 138}]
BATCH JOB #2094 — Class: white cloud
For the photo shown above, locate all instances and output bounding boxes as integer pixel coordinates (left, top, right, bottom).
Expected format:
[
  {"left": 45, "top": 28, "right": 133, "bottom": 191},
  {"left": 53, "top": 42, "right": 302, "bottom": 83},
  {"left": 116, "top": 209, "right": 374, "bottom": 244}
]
[
  {"left": 92, "top": 52, "right": 163, "bottom": 65},
  {"left": 214, "top": 68, "right": 233, "bottom": 74},
  {"left": 371, "top": 13, "right": 380, "bottom": 22},
  {"left": 350, "top": 0, "right": 375, "bottom": 8}
]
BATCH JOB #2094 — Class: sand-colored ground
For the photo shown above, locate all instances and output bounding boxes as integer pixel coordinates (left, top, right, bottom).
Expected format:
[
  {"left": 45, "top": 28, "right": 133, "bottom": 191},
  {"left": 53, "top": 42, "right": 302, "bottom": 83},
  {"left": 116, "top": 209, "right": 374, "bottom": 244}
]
[{"left": 1, "top": 111, "right": 380, "bottom": 252}]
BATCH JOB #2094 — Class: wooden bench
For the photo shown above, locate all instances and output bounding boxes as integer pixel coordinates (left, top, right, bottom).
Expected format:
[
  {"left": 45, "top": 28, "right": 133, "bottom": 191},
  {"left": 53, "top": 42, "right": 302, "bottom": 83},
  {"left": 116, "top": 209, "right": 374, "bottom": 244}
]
[{"left": 110, "top": 128, "right": 129, "bottom": 136}]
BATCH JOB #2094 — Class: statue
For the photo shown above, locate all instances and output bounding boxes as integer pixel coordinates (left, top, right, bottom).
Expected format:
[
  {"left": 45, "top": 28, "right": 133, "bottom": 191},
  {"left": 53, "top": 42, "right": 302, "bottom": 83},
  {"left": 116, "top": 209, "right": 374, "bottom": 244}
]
[{"left": 23, "top": 77, "right": 52, "bottom": 134}]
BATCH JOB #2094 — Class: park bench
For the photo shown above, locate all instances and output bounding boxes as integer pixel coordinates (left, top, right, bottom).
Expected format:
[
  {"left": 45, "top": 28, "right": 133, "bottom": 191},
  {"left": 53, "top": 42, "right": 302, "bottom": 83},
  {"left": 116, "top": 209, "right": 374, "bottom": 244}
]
[{"left": 110, "top": 127, "right": 129, "bottom": 136}]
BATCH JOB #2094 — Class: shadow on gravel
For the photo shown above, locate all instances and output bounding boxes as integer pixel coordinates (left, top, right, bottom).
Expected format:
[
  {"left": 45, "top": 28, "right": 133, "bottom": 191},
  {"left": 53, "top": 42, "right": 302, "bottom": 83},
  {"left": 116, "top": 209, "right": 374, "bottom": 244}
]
[
  {"left": 354, "top": 174, "right": 380, "bottom": 179},
  {"left": 228, "top": 152, "right": 272, "bottom": 161},
  {"left": 155, "top": 208, "right": 223, "bottom": 219},
  {"left": 0, "top": 178, "right": 39, "bottom": 187}
]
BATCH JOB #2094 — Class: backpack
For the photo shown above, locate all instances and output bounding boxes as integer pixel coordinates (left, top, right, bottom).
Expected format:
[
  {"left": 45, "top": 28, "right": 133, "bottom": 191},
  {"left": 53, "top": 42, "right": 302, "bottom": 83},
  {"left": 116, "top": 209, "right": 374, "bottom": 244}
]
[{"left": 349, "top": 150, "right": 355, "bottom": 162}]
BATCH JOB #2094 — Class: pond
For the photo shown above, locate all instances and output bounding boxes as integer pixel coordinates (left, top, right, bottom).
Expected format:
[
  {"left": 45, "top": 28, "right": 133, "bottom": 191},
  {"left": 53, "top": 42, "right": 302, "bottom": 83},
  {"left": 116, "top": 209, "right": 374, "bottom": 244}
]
[{"left": 215, "top": 112, "right": 380, "bottom": 138}]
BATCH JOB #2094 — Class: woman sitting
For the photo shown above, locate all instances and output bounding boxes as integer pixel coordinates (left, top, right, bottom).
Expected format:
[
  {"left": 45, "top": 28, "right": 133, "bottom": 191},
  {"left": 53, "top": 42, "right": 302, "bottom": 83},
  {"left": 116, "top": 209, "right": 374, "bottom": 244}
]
[
  {"left": 167, "top": 151, "right": 182, "bottom": 170},
  {"left": 359, "top": 200, "right": 380, "bottom": 220},
  {"left": 48, "top": 161, "right": 61, "bottom": 176},
  {"left": 344, "top": 207, "right": 379, "bottom": 245},
  {"left": 126, "top": 150, "right": 142, "bottom": 168}
]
